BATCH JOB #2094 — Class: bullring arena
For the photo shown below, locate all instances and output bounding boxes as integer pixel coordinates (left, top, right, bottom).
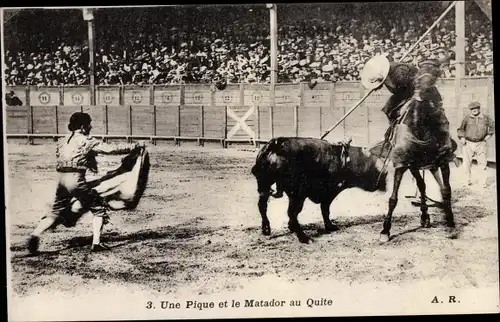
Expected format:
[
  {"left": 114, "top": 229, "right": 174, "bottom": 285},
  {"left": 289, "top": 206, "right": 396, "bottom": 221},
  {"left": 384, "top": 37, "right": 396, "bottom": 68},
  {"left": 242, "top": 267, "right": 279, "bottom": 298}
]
[{"left": 4, "top": 2, "right": 499, "bottom": 320}]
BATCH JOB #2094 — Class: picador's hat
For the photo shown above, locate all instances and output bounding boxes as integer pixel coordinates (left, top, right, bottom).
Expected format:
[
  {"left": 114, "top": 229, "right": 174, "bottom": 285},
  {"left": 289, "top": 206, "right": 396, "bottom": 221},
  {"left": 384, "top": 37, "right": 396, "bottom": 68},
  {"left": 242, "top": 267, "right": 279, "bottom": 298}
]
[
  {"left": 418, "top": 59, "right": 441, "bottom": 67},
  {"left": 360, "top": 55, "right": 390, "bottom": 90}
]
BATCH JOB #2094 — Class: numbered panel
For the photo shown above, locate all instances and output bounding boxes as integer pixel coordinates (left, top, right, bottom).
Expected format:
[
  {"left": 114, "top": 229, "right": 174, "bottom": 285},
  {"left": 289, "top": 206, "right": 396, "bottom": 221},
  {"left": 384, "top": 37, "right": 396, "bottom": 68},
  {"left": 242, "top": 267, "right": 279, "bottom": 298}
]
[
  {"left": 154, "top": 85, "right": 181, "bottom": 106},
  {"left": 29, "top": 87, "right": 59, "bottom": 106},
  {"left": 303, "top": 82, "right": 331, "bottom": 108},
  {"left": 214, "top": 84, "right": 240, "bottom": 106},
  {"left": 243, "top": 84, "right": 271, "bottom": 106},
  {"left": 184, "top": 85, "right": 211, "bottom": 105},
  {"left": 63, "top": 87, "right": 90, "bottom": 106},
  {"left": 124, "top": 87, "right": 151, "bottom": 105},
  {"left": 275, "top": 84, "right": 300, "bottom": 106},
  {"left": 303, "top": 90, "right": 329, "bottom": 107},
  {"left": 97, "top": 86, "right": 120, "bottom": 105}
]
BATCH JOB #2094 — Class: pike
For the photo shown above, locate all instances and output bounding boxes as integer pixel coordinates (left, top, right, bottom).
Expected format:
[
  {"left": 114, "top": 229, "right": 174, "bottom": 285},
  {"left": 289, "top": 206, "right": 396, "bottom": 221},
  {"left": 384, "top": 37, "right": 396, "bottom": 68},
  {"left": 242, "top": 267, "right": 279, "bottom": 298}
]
[{"left": 320, "top": 1, "right": 458, "bottom": 140}]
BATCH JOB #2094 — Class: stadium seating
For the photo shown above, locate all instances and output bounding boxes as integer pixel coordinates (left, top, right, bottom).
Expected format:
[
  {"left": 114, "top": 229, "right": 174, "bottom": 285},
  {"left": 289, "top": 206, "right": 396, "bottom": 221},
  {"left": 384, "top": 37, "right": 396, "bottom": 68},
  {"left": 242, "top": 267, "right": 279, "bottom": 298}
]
[{"left": 4, "top": 3, "right": 493, "bottom": 86}]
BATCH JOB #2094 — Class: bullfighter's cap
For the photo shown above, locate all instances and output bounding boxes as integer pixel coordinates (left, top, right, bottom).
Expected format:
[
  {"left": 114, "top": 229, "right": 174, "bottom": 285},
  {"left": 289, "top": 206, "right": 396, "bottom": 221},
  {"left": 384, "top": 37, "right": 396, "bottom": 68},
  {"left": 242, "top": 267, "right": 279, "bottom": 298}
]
[
  {"left": 68, "top": 112, "right": 92, "bottom": 131},
  {"left": 468, "top": 101, "right": 481, "bottom": 110},
  {"left": 360, "top": 55, "right": 390, "bottom": 90}
]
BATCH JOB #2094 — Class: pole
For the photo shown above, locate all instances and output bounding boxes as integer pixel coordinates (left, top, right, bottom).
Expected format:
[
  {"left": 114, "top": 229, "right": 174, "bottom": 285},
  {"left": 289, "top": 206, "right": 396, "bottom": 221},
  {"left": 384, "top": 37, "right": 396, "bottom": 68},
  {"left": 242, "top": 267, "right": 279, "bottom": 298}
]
[
  {"left": 399, "top": 1, "right": 457, "bottom": 62},
  {"left": 455, "top": 1, "right": 465, "bottom": 122},
  {"left": 86, "top": 9, "right": 96, "bottom": 106},
  {"left": 88, "top": 19, "right": 95, "bottom": 105},
  {"left": 269, "top": 4, "right": 278, "bottom": 85},
  {"left": 321, "top": 1, "right": 458, "bottom": 139}
]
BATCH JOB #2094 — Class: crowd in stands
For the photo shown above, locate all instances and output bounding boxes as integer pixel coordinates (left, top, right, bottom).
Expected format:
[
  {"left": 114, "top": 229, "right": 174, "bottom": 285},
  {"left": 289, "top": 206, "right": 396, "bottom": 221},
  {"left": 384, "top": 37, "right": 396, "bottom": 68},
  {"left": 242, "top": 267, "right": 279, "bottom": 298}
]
[{"left": 4, "top": 3, "right": 493, "bottom": 87}]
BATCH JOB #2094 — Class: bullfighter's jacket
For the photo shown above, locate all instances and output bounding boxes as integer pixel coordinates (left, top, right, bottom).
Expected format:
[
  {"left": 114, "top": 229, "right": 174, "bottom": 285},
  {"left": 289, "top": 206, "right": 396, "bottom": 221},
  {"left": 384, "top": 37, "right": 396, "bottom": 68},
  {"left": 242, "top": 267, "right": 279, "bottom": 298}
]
[
  {"left": 381, "top": 61, "right": 455, "bottom": 166},
  {"left": 382, "top": 61, "right": 444, "bottom": 122},
  {"left": 56, "top": 131, "right": 137, "bottom": 172}
]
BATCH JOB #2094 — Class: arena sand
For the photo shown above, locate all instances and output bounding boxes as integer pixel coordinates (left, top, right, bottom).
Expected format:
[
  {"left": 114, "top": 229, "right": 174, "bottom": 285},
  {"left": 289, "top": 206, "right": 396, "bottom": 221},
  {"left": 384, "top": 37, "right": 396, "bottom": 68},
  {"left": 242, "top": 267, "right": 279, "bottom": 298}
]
[{"left": 6, "top": 142, "right": 499, "bottom": 319}]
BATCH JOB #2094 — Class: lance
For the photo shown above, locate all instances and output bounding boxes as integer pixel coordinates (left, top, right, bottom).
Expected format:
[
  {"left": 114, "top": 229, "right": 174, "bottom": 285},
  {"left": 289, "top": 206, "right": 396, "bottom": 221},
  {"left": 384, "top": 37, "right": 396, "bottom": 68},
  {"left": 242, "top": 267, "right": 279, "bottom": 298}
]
[{"left": 320, "top": 1, "right": 458, "bottom": 140}]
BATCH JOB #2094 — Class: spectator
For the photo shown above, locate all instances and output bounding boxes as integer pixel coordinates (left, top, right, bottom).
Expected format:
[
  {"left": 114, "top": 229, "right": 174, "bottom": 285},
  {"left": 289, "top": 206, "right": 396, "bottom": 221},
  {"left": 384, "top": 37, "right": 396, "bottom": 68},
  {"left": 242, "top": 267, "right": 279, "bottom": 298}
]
[
  {"left": 457, "top": 101, "right": 495, "bottom": 188},
  {"left": 5, "top": 91, "right": 23, "bottom": 106},
  {"left": 4, "top": 3, "right": 493, "bottom": 86}
]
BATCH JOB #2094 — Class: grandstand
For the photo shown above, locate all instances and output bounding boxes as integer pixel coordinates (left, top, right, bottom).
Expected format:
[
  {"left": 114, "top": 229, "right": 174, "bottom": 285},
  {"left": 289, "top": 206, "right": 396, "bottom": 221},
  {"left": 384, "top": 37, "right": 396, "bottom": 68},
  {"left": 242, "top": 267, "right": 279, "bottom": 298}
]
[{"left": 3, "top": 2, "right": 493, "bottom": 87}]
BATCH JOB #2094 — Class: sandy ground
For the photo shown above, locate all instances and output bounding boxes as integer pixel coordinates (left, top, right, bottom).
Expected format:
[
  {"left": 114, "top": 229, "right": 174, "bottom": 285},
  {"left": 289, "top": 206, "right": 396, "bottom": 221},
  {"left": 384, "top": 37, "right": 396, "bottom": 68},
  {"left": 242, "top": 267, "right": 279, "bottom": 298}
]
[{"left": 5, "top": 141, "right": 500, "bottom": 320}]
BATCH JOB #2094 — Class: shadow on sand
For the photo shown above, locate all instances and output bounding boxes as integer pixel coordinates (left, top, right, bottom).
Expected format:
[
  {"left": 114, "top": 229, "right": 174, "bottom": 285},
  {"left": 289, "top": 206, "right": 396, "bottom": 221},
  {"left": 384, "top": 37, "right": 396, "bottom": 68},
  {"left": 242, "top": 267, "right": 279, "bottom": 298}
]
[
  {"left": 11, "top": 223, "right": 215, "bottom": 259},
  {"left": 254, "top": 199, "right": 491, "bottom": 243}
]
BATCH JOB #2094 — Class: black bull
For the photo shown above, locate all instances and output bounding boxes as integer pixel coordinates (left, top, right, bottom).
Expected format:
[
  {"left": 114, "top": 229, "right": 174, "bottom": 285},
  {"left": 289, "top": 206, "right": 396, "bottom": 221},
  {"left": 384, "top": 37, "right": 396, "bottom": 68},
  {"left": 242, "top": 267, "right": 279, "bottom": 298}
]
[{"left": 251, "top": 137, "right": 388, "bottom": 243}]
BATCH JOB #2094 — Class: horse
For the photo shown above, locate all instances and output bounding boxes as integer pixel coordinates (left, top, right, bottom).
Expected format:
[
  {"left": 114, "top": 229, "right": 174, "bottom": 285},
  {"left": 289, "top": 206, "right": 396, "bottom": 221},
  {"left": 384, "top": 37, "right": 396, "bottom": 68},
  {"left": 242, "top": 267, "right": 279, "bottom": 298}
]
[{"left": 369, "top": 98, "right": 458, "bottom": 243}]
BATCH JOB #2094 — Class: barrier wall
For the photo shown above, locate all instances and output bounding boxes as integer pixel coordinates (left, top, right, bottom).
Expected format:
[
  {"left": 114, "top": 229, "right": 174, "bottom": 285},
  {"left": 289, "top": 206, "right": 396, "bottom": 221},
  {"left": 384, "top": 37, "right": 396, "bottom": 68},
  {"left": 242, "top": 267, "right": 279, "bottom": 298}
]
[{"left": 5, "top": 78, "right": 495, "bottom": 161}]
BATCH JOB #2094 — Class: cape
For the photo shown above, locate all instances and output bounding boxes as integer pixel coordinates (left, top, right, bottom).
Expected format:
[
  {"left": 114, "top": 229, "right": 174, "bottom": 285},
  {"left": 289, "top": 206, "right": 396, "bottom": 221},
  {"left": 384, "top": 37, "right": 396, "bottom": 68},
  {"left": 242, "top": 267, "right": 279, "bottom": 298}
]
[{"left": 60, "top": 146, "right": 150, "bottom": 227}]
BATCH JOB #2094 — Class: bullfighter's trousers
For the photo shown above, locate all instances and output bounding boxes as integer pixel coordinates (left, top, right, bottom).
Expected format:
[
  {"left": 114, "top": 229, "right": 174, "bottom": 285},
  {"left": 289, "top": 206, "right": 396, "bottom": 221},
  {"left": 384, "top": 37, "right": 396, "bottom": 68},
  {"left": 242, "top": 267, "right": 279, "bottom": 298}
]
[{"left": 45, "top": 171, "right": 109, "bottom": 226}]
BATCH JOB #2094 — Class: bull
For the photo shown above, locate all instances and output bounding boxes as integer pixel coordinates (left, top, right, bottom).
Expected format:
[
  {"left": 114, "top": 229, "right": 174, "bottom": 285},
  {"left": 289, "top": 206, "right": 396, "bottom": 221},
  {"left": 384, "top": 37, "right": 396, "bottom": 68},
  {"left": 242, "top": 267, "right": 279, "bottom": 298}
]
[{"left": 251, "top": 137, "right": 388, "bottom": 243}]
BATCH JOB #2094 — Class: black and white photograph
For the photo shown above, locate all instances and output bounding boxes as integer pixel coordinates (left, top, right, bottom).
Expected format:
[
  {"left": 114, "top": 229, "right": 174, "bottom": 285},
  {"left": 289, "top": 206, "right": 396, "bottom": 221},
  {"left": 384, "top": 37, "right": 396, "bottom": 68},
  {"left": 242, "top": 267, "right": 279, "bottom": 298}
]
[{"left": 3, "top": 2, "right": 499, "bottom": 321}]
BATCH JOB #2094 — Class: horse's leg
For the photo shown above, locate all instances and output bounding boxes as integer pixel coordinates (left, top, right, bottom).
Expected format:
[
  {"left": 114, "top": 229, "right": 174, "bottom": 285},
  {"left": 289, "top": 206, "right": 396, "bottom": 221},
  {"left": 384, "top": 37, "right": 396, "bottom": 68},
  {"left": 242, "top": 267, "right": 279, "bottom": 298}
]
[
  {"left": 430, "top": 168, "right": 444, "bottom": 186},
  {"left": 321, "top": 194, "right": 340, "bottom": 232},
  {"left": 410, "top": 168, "right": 430, "bottom": 228},
  {"left": 380, "top": 167, "right": 407, "bottom": 242},
  {"left": 430, "top": 167, "right": 445, "bottom": 206},
  {"left": 439, "top": 163, "right": 455, "bottom": 230},
  {"left": 287, "top": 194, "right": 309, "bottom": 243}
]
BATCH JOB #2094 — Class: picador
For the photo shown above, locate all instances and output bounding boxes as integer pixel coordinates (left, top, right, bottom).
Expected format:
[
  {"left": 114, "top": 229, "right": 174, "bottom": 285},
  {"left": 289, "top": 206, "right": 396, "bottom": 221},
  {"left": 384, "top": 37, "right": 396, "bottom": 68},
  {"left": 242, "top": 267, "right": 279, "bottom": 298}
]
[{"left": 361, "top": 54, "right": 453, "bottom": 159}]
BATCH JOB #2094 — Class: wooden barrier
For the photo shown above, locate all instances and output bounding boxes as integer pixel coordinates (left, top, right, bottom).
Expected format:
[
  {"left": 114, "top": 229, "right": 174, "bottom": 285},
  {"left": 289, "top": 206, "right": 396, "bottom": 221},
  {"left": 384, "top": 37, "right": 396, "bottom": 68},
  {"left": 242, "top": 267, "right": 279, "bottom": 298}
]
[{"left": 4, "top": 78, "right": 495, "bottom": 162}]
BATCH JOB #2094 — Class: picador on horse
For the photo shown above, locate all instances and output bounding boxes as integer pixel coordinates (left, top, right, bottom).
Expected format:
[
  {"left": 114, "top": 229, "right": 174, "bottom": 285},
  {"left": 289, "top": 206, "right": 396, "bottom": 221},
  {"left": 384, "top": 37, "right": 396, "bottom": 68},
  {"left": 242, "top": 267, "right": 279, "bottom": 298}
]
[
  {"left": 360, "top": 54, "right": 458, "bottom": 241},
  {"left": 361, "top": 55, "right": 455, "bottom": 167},
  {"left": 251, "top": 54, "right": 459, "bottom": 243}
]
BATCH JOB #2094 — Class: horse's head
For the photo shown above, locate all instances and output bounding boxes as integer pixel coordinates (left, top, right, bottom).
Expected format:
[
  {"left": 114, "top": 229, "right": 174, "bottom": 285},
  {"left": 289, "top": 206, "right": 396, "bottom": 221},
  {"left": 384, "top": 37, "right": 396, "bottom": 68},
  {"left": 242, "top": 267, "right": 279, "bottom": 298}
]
[{"left": 403, "top": 99, "right": 436, "bottom": 142}]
